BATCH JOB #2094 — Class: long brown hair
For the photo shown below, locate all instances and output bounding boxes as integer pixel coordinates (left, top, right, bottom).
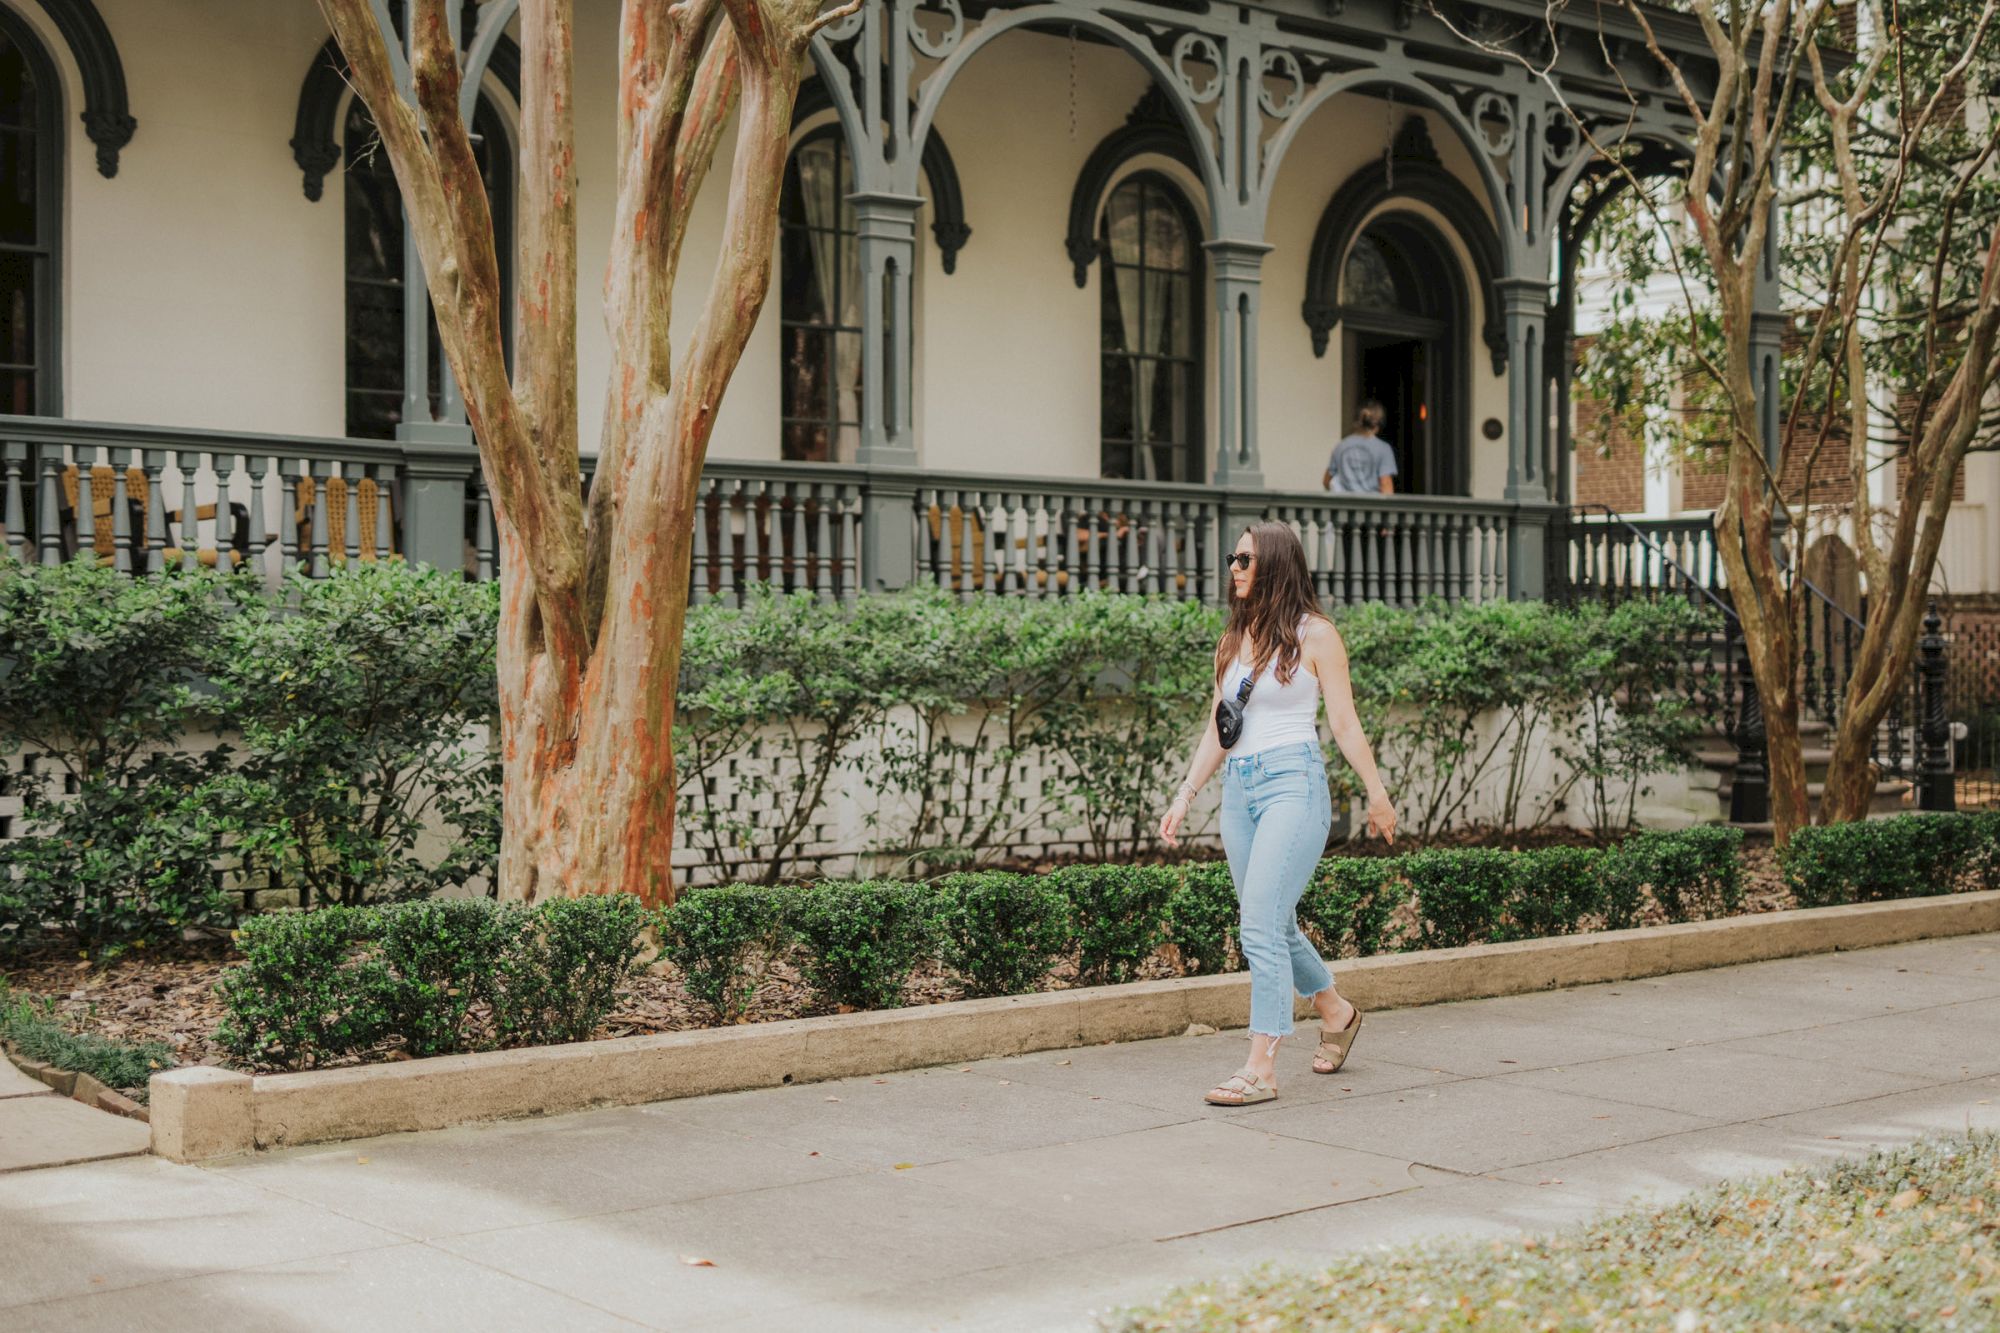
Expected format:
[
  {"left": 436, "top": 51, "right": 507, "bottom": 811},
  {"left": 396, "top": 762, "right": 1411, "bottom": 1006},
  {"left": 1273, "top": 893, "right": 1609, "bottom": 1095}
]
[{"left": 1217, "top": 521, "right": 1327, "bottom": 687}]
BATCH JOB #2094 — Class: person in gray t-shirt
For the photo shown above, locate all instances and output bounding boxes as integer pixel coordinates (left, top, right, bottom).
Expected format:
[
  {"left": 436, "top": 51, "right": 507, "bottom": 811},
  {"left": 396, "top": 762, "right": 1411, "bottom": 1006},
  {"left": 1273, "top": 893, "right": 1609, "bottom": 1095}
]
[{"left": 1323, "top": 400, "right": 1399, "bottom": 494}]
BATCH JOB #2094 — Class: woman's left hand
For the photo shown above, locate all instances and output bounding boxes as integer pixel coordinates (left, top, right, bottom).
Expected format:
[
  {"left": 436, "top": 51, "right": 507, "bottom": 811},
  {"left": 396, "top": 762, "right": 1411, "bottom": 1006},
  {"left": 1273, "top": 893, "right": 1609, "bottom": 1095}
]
[{"left": 1365, "top": 791, "right": 1397, "bottom": 845}]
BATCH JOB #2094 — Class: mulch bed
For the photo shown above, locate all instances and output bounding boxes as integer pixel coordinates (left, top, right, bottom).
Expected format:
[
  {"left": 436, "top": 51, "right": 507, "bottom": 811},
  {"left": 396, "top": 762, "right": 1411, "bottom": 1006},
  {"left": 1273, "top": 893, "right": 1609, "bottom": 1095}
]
[{"left": 2, "top": 841, "right": 1795, "bottom": 1074}]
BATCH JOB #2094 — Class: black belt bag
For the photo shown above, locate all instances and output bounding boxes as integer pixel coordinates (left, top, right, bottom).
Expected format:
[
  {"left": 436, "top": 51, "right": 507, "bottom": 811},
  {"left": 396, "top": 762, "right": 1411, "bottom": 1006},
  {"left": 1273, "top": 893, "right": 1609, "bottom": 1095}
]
[{"left": 1215, "top": 672, "right": 1255, "bottom": 749}]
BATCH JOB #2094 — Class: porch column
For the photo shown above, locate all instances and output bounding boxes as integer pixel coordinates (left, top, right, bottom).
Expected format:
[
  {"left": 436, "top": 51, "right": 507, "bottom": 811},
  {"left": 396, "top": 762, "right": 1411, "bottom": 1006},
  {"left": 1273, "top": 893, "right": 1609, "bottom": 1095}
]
[
  {"left": 853, "top": 192, "right": 922, "bottom": 468},
  {"left": 1497, "top": 278, "right": 1552, "bottom": 598},
  {"left": 852, "top": 192, "right": 922, "bottom": 592},
  {"left": 1207, "top": 240, "right": 1272, "bottom": 490}
]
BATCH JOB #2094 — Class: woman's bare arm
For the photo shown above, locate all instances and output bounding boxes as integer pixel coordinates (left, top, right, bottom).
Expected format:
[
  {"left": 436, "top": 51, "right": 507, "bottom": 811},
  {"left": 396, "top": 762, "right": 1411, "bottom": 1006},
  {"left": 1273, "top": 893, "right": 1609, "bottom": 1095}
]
[{"left": 1308, "top": 619, "right": 1396, "bottom": 841}]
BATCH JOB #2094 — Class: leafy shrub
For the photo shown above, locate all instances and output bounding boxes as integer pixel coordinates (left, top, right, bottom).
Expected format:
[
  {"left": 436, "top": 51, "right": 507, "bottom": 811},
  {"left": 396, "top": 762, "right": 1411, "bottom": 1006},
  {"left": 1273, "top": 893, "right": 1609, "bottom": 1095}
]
[
  {"left": 0, "top": 558, "right": 244, "bottom": 956},
  {"left": 1032, "top": 595, "right": 1222, "bottom": 860},
  {"left": 0, "top": 757, "right": 237, "bottom": 958},
  {"left": 1162, "top": 863, "right": 1238, "bottom": 976},
  {"left": 377, "top": 897, "right": 513, "bottom": 1057},
  {"left": 928, "top": 872, "right": 1073, "bottom": 997},
  {"left": 1603, "top": 825, "right": 1744, "bottom": 923},
  {"left": 492, "top": 894, "right": 648, "bottom": 1046},
  {"left": 1298, "top": 858, "right": 1410, "bottom": 959},
  {"left": 1053, "top": 864, "right": 1175, "bottom": 985},
  {"left": 213, "top": 563, "right": 500, "bottom": 907},
  {"left": 1783, "top": 813, "right": 1988, "bottom": 908},
  {"left": 0, "top": 982, "right": 177, "bottom": 1092},
  {"left": 1496, "top": 845, "right": 1605, "bottom": 942},
  {"left": 787, "top": 880, "right": 937, "bottom": 1010},
  {"left": 656, "top": 883, "right": 793, "bottom": 1020},
  {"left": 1402, "top": 849, "right": 1516, "bottom": 950},
  {"left": 216, "top": 894, "right": 647, "bottom": 1068},
  {"left": 215, "top": 906, "right": 394, "bottom": 1068}
]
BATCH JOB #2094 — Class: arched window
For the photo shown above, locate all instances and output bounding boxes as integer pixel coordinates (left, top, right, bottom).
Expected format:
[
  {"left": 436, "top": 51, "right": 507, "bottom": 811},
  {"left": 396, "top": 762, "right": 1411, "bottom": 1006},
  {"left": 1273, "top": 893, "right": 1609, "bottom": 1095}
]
[
  {"left": 0, "top": 10, "right": 60, "bottom": 415},
  {"left": 1099, "top": 174, "right": 1201, "bottom": 482},
  {"left": 344, "top": 94, "right": 513, "bottom": 440},
  {"left": 778, "top": 128, "right": 861, "bottom": 462}
]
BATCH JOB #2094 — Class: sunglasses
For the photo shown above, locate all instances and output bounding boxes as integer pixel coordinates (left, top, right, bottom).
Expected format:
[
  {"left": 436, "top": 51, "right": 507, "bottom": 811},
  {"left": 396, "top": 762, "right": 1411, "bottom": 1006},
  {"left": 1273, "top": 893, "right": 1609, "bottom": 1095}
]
[{"left": 1226, "top": 553, "right": 1255, "bottom": 571}]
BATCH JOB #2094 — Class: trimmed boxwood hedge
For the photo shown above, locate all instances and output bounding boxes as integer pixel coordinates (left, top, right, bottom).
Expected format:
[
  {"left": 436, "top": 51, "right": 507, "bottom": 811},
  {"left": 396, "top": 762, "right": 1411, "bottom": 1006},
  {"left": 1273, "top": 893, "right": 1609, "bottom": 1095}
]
[
  {"left": 221, "top": 815, "right": 1998, "bottom": 1072},
  {"left": 656, "top": 824, "right": 1773, "bottom": 1016},
  {"left": 217, "top": 893, "right": 646, "bottom": 1070},
  {"left": 1782, "top": 810, "right": 2000, "bottom": 907}
]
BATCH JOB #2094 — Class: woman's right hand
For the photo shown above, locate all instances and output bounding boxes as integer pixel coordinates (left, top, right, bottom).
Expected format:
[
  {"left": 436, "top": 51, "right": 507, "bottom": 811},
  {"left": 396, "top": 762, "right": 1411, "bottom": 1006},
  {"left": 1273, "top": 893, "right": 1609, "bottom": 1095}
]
[{"left": 1158, "top": 796, "right": 1189, "bottom": 847}]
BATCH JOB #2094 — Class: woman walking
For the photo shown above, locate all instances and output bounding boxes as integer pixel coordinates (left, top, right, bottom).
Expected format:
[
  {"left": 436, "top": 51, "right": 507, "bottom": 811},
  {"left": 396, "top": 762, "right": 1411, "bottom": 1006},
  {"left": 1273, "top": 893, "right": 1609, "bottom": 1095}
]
[{"left": 1159, "top": 521, "right": 1396, "bottom": 1106}]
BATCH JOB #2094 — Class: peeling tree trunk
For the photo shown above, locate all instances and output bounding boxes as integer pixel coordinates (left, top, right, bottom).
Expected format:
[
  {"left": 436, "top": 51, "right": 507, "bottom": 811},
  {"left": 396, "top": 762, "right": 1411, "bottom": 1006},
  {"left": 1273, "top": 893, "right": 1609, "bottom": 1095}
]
[{"left": 320, "top": 0, "right": 855, "bottom": 905}]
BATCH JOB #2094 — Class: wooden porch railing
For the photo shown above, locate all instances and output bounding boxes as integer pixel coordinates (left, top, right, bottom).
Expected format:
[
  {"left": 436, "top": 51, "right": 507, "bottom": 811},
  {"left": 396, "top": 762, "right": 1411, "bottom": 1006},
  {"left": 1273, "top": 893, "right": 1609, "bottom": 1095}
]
[{"left": 2, "top": 416, "right": 1555, "bottom": 609}]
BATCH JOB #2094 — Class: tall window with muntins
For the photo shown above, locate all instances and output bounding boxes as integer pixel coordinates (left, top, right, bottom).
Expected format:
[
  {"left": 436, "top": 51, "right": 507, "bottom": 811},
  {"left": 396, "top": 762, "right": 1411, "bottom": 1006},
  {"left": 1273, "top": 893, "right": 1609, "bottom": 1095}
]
[
  {"left": 344, "top": 95, "right": 513, "bottom": 440},
  {"left": 0, "top": 13, "right": 58, "bottom": 416},
  {"left": 1099, "top": 174, "right": 1202, "bottom": 483},
  {"left": 779, "top": 129, "right": 862, "bottom": 463}
]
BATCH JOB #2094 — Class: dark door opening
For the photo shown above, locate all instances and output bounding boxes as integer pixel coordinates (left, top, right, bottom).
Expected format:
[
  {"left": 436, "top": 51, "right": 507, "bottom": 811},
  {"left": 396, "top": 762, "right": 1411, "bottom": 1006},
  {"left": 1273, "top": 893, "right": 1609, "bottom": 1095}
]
[{"left": 1356, "top": 335, "right": 1435, "bottom": 496}]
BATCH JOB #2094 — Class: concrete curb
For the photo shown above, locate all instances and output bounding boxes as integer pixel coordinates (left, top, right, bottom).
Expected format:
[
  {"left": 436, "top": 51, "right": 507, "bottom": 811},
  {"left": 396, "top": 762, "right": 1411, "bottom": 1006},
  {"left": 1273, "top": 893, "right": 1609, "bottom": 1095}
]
[{"left": 150, "top": 889, "right": 2000, "bottom": 1162}]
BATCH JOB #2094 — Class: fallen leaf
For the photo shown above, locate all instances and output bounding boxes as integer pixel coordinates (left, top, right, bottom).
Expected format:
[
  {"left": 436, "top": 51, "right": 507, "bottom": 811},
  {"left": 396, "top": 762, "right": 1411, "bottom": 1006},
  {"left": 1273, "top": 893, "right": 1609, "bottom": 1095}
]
[
  {"left": 824, "top": 1096, "right": 841, "bottom": 1103},
  {"left": 1498, "top": 1059, "right": 1518, "bottom": 1064},
  {"left": 679, "top": 1256, "right": 716, "bottom": 1268},
  {"left": 355, "top": 1156, "right": 370, "bottom": 1165},
  {"left": 1592, "top": 1115, "right": 1613, "bottom": 1121},
  {"left": 807, "top": 1151, "right": 820, "bottom": 1157},
  {"left": 893, "top": 1162, "right": 915, "bottom": 1170},
  {"left": 872, "top": 1079, "right": 888, "bottom": 1085},
  {"left": 1537, "top": 1178, "right": 1564, "bottom": 1185},
  {"left": 998, "top": 1080, "right": 1011, "bottom": 1086},
  {"left": 1055, "top": 1060, "right": 1072, "bottom": 1067}
]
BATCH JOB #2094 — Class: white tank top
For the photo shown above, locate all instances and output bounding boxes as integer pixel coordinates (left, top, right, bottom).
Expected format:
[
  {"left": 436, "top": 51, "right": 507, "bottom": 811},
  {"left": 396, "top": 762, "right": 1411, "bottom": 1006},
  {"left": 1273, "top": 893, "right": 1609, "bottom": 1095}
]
[{"left": 1221, "top": 620, "right": 1322, "bottom": 756}]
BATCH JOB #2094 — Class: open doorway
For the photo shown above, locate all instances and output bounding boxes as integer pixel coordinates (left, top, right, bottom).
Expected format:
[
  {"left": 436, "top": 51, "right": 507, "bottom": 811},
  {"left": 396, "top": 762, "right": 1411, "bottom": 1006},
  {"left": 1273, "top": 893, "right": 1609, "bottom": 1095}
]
[{"left": 1338, "top": 221, "right": 1463, "bottom": 496}]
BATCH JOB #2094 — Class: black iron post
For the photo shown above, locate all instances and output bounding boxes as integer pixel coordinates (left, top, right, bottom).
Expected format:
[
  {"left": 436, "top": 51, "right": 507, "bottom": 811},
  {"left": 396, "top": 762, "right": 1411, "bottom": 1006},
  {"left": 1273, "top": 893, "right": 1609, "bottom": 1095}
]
[
  {"left": 1729, "top": 617, "right": 1769, "bottom": 824},
  {"left": 1919, "top": 602, "right": 1955, "bottom": 812}
]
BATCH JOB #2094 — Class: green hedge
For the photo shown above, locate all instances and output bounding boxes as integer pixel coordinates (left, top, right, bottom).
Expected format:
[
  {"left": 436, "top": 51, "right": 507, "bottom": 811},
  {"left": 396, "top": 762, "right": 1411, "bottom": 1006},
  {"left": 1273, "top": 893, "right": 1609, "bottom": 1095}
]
[
  {"left": 1783, "top": 811, "right": 2000, "bottom": 907},
  {"left": 654, "top": 825, "right": 1771, "bottom": 1016},
  {"left": 216, "top": 894, "right": 646, "bottom": 1070}
]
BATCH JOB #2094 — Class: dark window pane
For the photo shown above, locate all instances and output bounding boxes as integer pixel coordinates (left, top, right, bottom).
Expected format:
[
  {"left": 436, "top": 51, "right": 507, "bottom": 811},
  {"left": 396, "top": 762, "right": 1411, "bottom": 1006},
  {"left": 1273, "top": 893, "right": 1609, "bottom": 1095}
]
[
  {"left": 0, "top": 127, "right": 35, "bottom": 246},
  {"left": 1100, "top": 355, "right": 1133, "bottom": 440},
  {"left": 0, "top": 366, "right": 30, "bottom": 415},
  {"left": 0, "top": 253, "right": 32, "bottom": 366},
  {"left": 1100, "top": 442, "right": 1131, "bottom": 480},
  {"left": 780, "top": 226, "right": 829, "bottom": 325},
  {"left": 778, "top": 127, "right": 862, "bottom": 461},
  {"left": 782, "top": 327, "right": 831, "bottom": 421},
  {"left": 0, "top": 40, "right": 33, "bottom": 130},
  {"left": 1105, "top": 185, "right": 1141, "bottom": 266},
  {"left": 345, "top": 95, "right": 510, "bottom": 440},
  {"left": 783, "top": 422, "right": 829, "bottom": 463},
  {"left": 1143, "top": 187, "right": 1187, "bottom": 270},
  {"left": 1145, "top": 443, "right": 1186, "bottom": 484},
  {"left": 1343, "top": 236, "right": 1398, "bottom": 311}
]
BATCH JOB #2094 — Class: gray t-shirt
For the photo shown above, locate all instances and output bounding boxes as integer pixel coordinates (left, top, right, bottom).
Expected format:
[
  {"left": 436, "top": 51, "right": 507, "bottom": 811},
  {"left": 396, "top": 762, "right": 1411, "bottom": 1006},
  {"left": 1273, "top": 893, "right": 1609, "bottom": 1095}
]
[{"left": 1327, "top": 433, "right": 1398, "bottom": 493}]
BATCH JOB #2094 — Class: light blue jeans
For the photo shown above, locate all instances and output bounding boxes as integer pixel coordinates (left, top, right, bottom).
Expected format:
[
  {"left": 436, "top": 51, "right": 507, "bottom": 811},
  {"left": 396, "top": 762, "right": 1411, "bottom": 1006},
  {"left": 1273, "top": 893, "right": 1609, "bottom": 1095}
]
[{"left": 1220, "top": 740, "right": 1334, "bottom": 1039}]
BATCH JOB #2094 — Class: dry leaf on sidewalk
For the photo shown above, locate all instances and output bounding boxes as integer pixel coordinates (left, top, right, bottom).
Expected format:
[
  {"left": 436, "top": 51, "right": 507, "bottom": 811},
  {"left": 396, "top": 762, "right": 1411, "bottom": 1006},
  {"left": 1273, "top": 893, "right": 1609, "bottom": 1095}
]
[{"left": 679, "top": 1256, "right": 716, "bottom": 1268}]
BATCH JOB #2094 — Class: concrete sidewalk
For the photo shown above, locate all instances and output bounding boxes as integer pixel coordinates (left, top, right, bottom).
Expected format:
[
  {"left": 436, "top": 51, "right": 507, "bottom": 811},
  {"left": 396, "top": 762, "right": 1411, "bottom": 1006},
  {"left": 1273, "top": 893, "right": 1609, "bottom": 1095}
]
[{"left": 5, "top": 934, "right": 2000, "bottom": 1332}]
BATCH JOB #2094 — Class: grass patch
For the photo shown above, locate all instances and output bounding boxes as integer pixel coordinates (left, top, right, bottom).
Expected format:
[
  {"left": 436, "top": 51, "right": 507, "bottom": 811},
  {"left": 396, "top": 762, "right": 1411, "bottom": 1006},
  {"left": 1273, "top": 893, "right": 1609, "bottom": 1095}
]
[
  {"left": 1108, "top": 1130, "right": 2000, "bottom": 1331},
  {"left": 0, "top": 980, "right": 176, "bottom": 1096}
]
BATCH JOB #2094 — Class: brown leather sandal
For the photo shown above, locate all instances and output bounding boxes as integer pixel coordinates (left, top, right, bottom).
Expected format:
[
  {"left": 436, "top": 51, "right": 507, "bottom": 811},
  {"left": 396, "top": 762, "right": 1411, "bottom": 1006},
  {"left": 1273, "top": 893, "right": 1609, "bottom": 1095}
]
[
  {"left": 1312, "top": 1003, "right": 1363, "bottom": 1074},
  {"left": 1204, "top": 1069, "right": 1278, "bottom": 1106}
]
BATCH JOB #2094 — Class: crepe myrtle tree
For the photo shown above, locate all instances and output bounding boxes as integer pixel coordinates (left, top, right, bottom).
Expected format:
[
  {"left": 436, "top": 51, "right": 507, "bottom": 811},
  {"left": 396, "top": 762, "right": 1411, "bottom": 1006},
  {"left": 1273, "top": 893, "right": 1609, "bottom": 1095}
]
[
  {"left": 318, "top": 0, "right": 855, "bottom": 904},
  {"left": 1438, "top": 0, "right": 2000, "bottom": 841}
]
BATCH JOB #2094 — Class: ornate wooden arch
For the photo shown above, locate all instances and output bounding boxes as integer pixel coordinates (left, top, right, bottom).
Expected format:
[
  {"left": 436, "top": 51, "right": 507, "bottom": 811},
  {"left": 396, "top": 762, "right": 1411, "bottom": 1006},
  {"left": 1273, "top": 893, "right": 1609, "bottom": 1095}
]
[
  {"left": 1064, "top": 86, "right": 1202, "bottom": 288},
  {"left": 794, "top": 76, "right": 972, "bottom": 274},
  {"left": 290, "top": 30, "right": 522, "bottom": 203},
  {"left": 1302, "top": 117, "right": 1508, "bottom": 375},
  {"left": 17, "top": 0, "right": 133, "bottom": 177}
]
